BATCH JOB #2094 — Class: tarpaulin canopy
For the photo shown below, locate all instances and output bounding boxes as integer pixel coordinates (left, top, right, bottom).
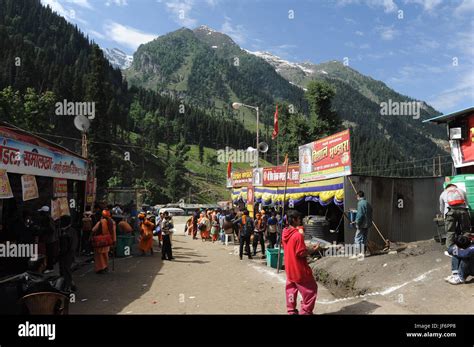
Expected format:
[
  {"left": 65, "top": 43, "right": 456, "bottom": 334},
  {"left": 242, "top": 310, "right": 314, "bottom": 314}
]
[{"left": 232, "top": 177, "right": 344, "bottom": 207}]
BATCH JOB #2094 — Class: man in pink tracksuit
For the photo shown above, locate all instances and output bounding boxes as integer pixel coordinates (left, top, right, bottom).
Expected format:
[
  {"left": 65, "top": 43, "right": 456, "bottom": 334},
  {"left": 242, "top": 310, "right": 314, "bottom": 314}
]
[{"left": 282, "top": 210, "right": 319, "bottom": 315}]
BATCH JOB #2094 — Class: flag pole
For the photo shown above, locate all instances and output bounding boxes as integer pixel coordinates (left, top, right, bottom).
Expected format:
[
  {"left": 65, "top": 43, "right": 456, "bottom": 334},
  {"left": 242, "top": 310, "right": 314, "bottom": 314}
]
[
  {"left": 276, "top": 154, "right": 289, "bottom": 273},
  {"left": 276, "top": 136, "right": 279, "bottom": 166}
]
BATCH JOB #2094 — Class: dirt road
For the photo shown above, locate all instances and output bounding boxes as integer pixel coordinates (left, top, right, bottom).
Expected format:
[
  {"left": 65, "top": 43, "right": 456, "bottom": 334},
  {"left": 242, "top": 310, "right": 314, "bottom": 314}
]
[
  {"left": 70, "top": 218, "right": 450, "bottom": 315},
  {"left": 70, "top": 218, "right": 344, "bottom": 314}
]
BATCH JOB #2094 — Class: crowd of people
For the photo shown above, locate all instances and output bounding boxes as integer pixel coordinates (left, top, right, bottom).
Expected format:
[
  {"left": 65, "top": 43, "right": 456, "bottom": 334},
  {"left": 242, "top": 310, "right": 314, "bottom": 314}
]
[{"left": 184, "top": 208, "right": 283, "bottom": 260}]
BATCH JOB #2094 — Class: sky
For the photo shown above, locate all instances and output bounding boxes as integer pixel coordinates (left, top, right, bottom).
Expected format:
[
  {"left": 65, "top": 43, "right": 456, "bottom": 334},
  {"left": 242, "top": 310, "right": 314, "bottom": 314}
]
[{"left": 40, "top": 0, "right": 473, "bottom": 114}]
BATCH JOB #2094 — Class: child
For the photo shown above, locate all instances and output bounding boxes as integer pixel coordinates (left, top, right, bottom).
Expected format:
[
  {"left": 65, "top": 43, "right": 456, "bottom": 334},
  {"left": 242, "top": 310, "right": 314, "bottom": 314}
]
[{"left": 282, "top": 210, "right": 319, "bottom": 315}]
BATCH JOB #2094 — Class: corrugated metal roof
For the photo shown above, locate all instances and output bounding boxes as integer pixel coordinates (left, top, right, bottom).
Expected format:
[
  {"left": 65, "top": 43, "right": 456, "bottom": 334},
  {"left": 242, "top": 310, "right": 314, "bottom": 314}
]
[{"left": 423, "top": 106, "right": 474, "bottom": 123}]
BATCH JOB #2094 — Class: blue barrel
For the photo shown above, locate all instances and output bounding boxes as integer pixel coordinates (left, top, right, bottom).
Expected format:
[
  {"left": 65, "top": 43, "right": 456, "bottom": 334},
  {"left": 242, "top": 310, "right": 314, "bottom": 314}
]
[{"left": 348, "top": 210, "right": 357, "bottom": 228}]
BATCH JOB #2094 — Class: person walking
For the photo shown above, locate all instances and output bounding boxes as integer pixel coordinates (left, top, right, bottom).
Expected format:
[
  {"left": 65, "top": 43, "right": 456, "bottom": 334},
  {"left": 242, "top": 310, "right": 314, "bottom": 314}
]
[
  {"left": 282, "top": 210, "right": 319, "bottom": 315},
  {"left": 267, "top": 211, "right": 278, "bottom": 249},
  {"left": 138, "top": 214, "right": 154, "bottom": 256},
  {"left": 192, "top": 209, "right": 199, "bottom": 240},
  {"left": 234, "top": 210, "right": 253, "bottom": 260},
  {"left": 91, "top": 210, "right": 116, "bottom": 274},
  {"left": 37, "top": 206, "right": 58, "bottom": 274},
  {"left": 58, "top": 215, "right": 77, "bottom": 292},
  {"left": 351, "top": 191, "right": 372, "bottom": 258},
  {"left": 161, "top": 212, "right": 174, "bottom": 260},
  {"left": 252, "top": 212, "right": 266, "bottom": 258},
  {"left": 81, "top": 210, "right": 94, "bottom": 255},
  {"left": 439, "top": 183, "right": 471, "bottom": 250}
]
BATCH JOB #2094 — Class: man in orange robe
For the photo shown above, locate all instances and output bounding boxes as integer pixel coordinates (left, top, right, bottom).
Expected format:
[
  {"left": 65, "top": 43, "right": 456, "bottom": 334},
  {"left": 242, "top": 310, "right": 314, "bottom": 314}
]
[
  {"left": 91, "top": 210, "right": 116, "bottom": 274},
  {"left": 138, "top": 213, "right": 154, "bottom": 256}
]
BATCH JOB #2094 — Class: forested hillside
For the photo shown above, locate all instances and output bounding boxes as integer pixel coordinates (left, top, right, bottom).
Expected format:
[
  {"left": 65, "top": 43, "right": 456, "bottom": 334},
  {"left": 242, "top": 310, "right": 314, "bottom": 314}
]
[{"left": 0, "top": 0, "right": 254, "bottom": 202}]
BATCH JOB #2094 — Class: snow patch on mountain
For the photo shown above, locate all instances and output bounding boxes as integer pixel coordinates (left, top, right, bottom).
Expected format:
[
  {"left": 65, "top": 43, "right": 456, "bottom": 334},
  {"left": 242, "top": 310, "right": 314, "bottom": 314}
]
[
  {"left": 245, "top": 50, "right": 320, "bottom": 77},
  {"left": 104, "top": 48, "right": 133, "bottom": 70}
]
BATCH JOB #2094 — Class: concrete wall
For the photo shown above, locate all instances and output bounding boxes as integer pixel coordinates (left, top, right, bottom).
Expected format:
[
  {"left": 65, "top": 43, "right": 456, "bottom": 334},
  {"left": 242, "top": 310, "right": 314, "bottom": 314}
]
[{"left": 344, "top": 175, "right": 445, "bottom": 246}]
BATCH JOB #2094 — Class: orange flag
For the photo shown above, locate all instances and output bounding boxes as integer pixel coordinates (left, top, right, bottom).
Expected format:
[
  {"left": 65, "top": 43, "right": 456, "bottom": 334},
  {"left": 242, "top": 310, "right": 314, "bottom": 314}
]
[
  {"left": 272, "top": 104, "right": 279, "bottom": 140},
  {"left": 227, "top": 160, "right": 232, "bottom": 179}
]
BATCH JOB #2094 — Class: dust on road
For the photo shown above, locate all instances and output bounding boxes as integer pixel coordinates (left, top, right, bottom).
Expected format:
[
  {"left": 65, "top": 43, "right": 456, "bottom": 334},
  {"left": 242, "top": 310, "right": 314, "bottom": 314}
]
[{"left": 71, "top": 220, "right": 340, "bottom": 314}]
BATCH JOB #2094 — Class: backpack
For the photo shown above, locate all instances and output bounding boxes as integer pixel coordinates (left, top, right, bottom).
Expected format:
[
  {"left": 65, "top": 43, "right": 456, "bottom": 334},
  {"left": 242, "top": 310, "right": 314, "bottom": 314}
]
[{"left": 447, "top": 188, "right": 466, "bottom": 206}]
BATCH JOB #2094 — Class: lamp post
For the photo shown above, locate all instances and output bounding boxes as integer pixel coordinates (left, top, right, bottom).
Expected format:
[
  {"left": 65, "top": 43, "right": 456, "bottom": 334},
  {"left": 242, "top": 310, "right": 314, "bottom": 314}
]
[{"left": 232, "top": 102, "right": 259, "bottom": 168}]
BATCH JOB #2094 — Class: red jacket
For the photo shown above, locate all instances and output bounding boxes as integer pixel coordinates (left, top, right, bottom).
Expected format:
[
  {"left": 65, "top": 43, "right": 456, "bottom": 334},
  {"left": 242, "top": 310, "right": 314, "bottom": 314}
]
[{"left": 282, "top": 226, "right": 314, "bottom": 283}]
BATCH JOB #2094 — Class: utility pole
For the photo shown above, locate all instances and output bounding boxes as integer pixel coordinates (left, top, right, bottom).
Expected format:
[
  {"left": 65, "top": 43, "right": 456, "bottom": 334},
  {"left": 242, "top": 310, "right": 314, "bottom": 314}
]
[{"left": 433, "top": 157, "right": 435, "bottom": 177}]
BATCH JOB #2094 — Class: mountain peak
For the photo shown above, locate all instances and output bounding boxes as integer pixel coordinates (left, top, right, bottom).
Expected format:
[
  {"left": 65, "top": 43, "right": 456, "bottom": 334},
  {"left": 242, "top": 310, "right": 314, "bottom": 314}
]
[
  {"left": 194, "top": 25, "right": 218, "bottom": 33},
  {"left": 103, "top": 47, "right": 133, "bottom": 69}
]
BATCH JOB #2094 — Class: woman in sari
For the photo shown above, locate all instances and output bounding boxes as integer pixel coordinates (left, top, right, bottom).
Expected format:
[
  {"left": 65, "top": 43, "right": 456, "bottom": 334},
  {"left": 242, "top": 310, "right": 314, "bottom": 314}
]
[
  {"left": 199, "top": 212, "right": 211, "bottom": 241},
  {"left": 91, "top": 210, "right": 116, "bottom": 274},
  {"left": 210, "top": 214, "right": 219, "bottom": 242}
]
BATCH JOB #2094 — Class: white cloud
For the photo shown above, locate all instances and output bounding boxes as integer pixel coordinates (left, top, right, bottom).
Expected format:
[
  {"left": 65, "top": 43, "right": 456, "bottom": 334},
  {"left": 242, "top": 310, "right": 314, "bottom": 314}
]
[
  {"left": 404, "top": 0, "right": 442, "bottom": 12},
  {"left": 454, "top": 0, "right": 474, "bottom": 16},
  {"left": 355, "top": 30, "right": 364, "bottom": 36},
  {"left": 376, "top": 25, "right": 398, "bottom": 40},
  {"left": 65, "top": 0, "right": 93, "bottom": 9},
  {"left": 88, "top": 29, "right": 106, "bottom": 39},
  {"left": 221, "top": 16, "right": 246, "bottom": 45},
  {"left": 103, "top": 21, "right": 157, "bottom": 50},
  {"left": 205, "top": 0, "right": 219, "bottom": 7},
  {"left": 105, "top": 0, "right": 128, "bottom": 6},
  {"left": 41, "top": 0, "right": 88, "bottom": 24},
  {"left": 429, "top": 70, "right": 474, "bottom": 111},
  {"left": 42, "top": 0, "right": 73, "bottom": 19},
  {"left": 336, "top": 0, "right": 398, "bottom": 13},
  {"left": 163, "top": 0, "right": 197, "bottom": 28}
]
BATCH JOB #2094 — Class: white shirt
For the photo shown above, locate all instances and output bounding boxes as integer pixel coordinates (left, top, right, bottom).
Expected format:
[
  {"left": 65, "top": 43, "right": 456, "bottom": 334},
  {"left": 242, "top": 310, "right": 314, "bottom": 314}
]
[{"left": 439, "top": 188, "right": 468, "bottom": 216}]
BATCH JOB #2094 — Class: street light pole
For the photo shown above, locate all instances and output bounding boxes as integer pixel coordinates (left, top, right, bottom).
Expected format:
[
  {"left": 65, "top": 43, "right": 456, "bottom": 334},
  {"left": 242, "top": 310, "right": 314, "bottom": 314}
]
[{"left": 232, "top": 102, "right": 259, "bottom": 168}]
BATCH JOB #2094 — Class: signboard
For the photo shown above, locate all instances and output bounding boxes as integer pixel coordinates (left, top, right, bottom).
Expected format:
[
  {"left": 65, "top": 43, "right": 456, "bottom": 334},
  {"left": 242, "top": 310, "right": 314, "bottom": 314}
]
[
  {"left": 53, "top": 178, "right": 68, "bottom": 198},
  {"left": 252, "top": 168, "right": 263, "bottom": 186},
  {"left": 247, "top": 186, "right": 254, "bottom": 205},
  {"left": 231, "top": 170, "right": 253, "bottom": 187},
  {"left": 263, "top": 164, "right": 300, "bottom": 187},
  {"left": 59, "top": 197, "right": 70, "bottom": 216},
  {"left": 450, "top": 113, "right": 474, "bottom": 168},
  {"left": 0, "top": 169, "right": 13, "bottom": 199},
  {"left": 51, "top": 199, "right": 61, "bottom": 221},
  {"left": 0, "top": 136, "right": 88, "bottom": 181},
  {"left": 85, "top": 166, "right": 96, "bottom": 205},
  {"left": 299, "top": 130, "right": 352, "bottom": 183},
  {"left": 21, "top": 175, "right": 39, "bottom": 201}
]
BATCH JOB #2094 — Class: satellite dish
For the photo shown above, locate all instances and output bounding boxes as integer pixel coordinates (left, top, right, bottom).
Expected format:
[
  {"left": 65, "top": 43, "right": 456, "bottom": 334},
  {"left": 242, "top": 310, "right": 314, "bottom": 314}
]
[{"left": 74, "top": 115, "right": 90, "bottom": 132}]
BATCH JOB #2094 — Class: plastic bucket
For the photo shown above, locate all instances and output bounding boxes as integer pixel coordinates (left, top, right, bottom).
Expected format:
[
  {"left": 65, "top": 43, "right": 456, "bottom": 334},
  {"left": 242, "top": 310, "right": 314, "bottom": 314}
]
[{"left": 265, "top": 248, "right": 284, "bottom": 269}]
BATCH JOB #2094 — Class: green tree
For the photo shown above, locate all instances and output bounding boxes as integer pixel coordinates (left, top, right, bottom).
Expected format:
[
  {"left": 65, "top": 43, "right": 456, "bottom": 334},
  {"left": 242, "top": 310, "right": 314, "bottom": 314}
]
[
  {"left": 305, "top": 80, "right": 341, "bottom": 137},
  {"left": 165, "top": 139, "right": 190, "bottom": 201},
  {"left": 204, "top": 151, "right": 219, "bottom": 182},
  {"left": 198, "top": 137, "right": 204, "bottom": 163}
]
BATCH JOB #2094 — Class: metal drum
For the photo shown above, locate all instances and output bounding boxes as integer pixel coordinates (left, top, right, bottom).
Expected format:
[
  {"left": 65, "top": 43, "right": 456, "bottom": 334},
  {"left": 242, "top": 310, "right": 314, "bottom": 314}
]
[{"left": 303, "top": 215, "right": 335, "bottom": 242}]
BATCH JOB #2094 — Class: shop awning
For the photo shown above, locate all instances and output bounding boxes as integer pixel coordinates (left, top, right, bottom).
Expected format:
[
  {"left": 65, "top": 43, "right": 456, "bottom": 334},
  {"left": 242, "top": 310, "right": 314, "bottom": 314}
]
[{"left": 232, "top": 177, "right": 344, "bottom": 207}]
